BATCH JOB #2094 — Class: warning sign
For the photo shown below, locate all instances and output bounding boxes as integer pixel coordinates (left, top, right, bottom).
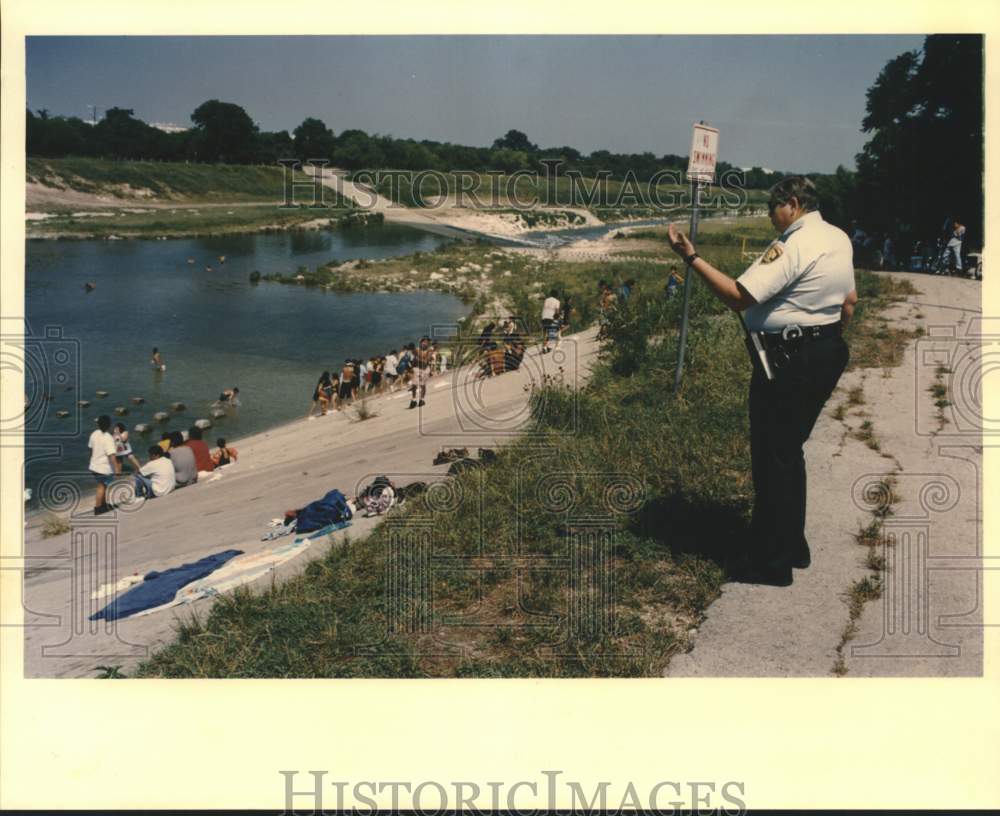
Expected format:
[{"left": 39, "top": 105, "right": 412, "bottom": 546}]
[{"left": 687, "top": 123, "right": 719, "bottom": 183}]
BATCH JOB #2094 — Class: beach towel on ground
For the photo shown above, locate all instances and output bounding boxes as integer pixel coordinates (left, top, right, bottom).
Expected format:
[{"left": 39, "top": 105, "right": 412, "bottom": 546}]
[
  {"left": 130, "top": 538, "right": 314, "bottom": 617},
  {"left": 89, "top": 549, "right": 243, "bottom": 621}
]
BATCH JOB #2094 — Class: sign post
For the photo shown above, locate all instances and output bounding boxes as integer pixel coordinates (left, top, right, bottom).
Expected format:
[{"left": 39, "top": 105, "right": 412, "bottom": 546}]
[{"left": 673, "top": 121, "right": 719, "bottom": 394}]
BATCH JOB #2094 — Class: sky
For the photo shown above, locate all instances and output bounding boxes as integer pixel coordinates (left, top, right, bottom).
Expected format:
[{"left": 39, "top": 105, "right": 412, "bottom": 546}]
[{"left": 26, "top": 35, "right": 925, "bottom": 173}]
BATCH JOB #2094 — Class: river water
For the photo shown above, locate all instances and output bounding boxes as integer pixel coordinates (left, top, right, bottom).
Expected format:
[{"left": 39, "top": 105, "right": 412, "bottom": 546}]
[
  {"left": 23, "top": 224, "right": 459, "bottom": 503},
  {"left": 23, "top": 212, "right": 743, "bottom": 504}
]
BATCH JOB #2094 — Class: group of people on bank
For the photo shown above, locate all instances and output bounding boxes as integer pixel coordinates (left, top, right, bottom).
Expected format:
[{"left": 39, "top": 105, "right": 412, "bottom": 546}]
[
  {"left": 850, "top": 216, "right": 979, "bottom": 277},
  {"left": 310, "top": 337, "right": 446, "bottom": 416},
  {"left": 87, "top": 414, "right": 238, "bottom": 514}
]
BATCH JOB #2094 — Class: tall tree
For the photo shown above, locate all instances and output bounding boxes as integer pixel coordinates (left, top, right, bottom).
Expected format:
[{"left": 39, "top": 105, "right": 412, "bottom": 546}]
[
  {"left": 492, "top": 129, "right": 537, "bottom": 153},
  {"left": 94, "top": 107, "right": 162, "bottom": 159},
  {"left": 855, "top": 35, "right": 983, "bottom": 246},
  {"left": 292, "top": 117, "right": 336, "bottom": 163},
  {"left": 190, "top": 100, "right": 259, "bottom": 163}
]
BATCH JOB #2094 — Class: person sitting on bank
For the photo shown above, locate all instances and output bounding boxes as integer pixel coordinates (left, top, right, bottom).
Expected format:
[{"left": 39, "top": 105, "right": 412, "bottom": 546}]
[
  {"left": 183, "top": 425, "right": 215, "bottom": 475},
  {"left": 168, "top": 431, "right": 198, "bottom": 487},
  {"left": 212, "top": 437, "right": 239, "bottom": 467},
  {"left": 134, "top": 445, "right": 176, "bottom": 499}
]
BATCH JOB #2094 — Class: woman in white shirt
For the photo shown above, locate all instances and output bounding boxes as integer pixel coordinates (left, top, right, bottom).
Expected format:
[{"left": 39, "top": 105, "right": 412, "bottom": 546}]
[{"left": 88, "top": 414, "right": 119, "bottom": 514}]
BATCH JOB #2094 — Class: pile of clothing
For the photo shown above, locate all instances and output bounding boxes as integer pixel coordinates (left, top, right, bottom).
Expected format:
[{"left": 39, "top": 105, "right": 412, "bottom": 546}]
[
  {"left": 354, "top": 476, "right": 432, "bottom": 517},
  {"left": 262, "top": 488, "right": 353, "bottom": 541},
  {"left": 433, "top": 447, "right": 469, "bottom": 466},
  {"left": 435, "top": 447, "right": 499, "bottom": 475}
]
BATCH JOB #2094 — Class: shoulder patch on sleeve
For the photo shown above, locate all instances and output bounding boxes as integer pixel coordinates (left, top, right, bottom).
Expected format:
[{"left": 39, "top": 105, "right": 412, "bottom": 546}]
[{"left": 761, "top": 242, "right": 784, "bottom": 264}]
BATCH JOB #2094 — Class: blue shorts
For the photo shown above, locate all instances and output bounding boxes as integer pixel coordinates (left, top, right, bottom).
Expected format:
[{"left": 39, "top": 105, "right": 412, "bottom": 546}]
[
  {"left": 543, "top": 319, "right": 559, "bottom": 340},
  {"left": 91, "top": 471, "right": 114, "bottom": 486}
]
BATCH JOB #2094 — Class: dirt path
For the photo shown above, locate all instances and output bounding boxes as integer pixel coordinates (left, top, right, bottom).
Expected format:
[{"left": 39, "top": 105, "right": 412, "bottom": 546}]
[
  {"left": 665, "top": 273, "right": 983, "bottom": 677},
  {"left": 306, "top": 167, "right": 602, "bottom": 242}
]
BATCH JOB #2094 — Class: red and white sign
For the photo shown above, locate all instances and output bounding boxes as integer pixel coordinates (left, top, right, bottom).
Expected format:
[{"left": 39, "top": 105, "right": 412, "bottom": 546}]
[{"left": 687, "top": 122, "right": 719, "bottom": 182}]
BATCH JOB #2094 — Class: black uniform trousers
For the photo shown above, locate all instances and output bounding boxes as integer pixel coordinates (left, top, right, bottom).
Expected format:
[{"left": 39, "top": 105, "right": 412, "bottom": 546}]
[{"left": 748, "top": 333, "right": 849, "bottom": 570}]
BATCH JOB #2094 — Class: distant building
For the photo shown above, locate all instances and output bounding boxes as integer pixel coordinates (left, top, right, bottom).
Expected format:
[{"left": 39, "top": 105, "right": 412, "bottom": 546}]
[
  {"left": 740, "top": 166, "right": 775, "bottom": 174},
  {"left": 150, "top": 122, "right": 189, "bottom": 133}
]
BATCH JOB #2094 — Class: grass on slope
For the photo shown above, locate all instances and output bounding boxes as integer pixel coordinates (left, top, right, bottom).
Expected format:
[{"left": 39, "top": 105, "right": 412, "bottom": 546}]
[{"left": 27, "top": 157, "right": 322, "bottom": 204}]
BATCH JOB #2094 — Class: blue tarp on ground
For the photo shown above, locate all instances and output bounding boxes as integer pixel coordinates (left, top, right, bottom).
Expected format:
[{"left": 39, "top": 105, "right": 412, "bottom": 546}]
[{"left": 90, "top": 549, "right": 244, "bottom": 621}]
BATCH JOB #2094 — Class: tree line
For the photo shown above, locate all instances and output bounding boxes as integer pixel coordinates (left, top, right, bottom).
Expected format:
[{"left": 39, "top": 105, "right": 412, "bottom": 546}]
[{"left": 26, "top": 101, "right": 781, "bottom": 188}]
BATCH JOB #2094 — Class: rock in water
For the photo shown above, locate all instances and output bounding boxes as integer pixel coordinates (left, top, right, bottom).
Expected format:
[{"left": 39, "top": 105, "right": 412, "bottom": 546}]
[
  {"left": 131, "top": 397, "right": 145, "bottom": 405},
  {"left": 170, "top": 402, "right": 186, "bottom": 412},
  {"left": 153, "top": 411, "right": 169, "bottom": 422},
  {"left": 211, "top": 409, "right": 226, "bottom": 419},
  {"left": 95, "top": 390, "right": 109, "bottom": 397},
  {"left": 134, "top": 423, "right": 151, "bottom": 434},
  {"left": 114, "top": 406, "right": 129, "bottom": 416},
  {"left": 77, "top": 400, "right": 90, "bottom": 408},
  {"left": 55, "top": 410, "right": 71, "bottom": 418},
  {"left": 194, "top": 418, "right": 212, "bottom": 430}
]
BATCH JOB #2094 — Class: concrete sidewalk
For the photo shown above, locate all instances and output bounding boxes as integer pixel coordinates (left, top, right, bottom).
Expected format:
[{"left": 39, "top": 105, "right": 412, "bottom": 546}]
[
  {"left": 666, "top": 273, "right": 983, "bottom": 677},
  {"left": 21, "top": 330, "right": 600, "bottom": 678}
]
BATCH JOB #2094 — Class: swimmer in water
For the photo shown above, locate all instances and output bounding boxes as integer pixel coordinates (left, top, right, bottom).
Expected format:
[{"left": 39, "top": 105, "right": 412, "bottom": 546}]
[{"left": 150, "top": 347, "right": 166, "bottom": 372}]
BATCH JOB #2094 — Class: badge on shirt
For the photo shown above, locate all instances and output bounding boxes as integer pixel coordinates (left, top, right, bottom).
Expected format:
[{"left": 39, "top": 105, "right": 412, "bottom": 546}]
[{"left": 761, "top": 242, "right": 784, "bottom": 264}]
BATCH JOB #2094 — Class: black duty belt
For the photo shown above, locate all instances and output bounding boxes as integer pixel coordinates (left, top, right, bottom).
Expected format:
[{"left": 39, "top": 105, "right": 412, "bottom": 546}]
[{"left": 761, "top": 321, "right": 841, "bottom": 350}]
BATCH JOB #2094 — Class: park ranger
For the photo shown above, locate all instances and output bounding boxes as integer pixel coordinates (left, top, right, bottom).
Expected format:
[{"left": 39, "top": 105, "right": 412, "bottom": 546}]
[{"left": 667, "top": 176, "right": 858, "bottom": 586}]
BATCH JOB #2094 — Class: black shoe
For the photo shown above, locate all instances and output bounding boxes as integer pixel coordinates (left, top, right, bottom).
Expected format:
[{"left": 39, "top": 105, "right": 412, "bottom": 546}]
[
  {"left": 789, "top": 550, "right": 811, "bottom": 569},
  {"left": 731, "top": 563, "right": 793, "bottom": 587},
  {"left": 418, "top": 400, "right": 425, "bottom": 407},
  {"left": 407, "top": 401, "right": 417, "bottom": 410},
  {"left": 789, "top": 537, "right": 811, "bottom": 569}
]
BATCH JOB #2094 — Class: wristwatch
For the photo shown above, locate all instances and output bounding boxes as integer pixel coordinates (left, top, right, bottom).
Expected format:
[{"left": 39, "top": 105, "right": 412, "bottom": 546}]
[{"left": 684, "top": 252, "right": 699, "bottom": 266}]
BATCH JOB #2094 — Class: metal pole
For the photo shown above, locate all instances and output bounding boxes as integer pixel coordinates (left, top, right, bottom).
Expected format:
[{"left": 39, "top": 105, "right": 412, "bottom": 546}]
[{"left": 673, "top": 178, "right": 702, "bottom": 392}]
